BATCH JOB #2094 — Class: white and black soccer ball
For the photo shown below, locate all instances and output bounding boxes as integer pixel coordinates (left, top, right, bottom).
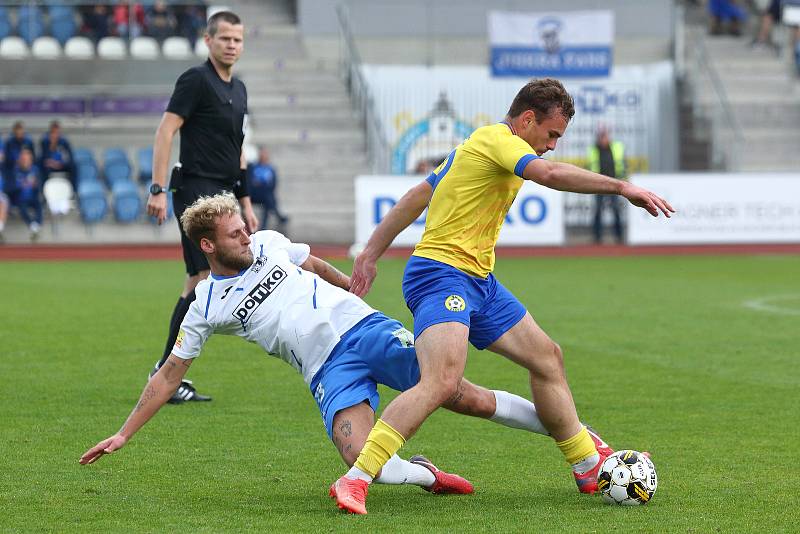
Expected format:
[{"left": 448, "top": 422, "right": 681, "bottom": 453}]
[{"left": 597, "top": 450, "right": 657, "bottom": 505}]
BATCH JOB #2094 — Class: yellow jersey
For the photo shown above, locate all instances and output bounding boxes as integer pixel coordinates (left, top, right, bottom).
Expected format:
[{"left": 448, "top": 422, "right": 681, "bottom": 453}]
[{"left": 413, "top": 122, "right": 539, "bottom": 278}]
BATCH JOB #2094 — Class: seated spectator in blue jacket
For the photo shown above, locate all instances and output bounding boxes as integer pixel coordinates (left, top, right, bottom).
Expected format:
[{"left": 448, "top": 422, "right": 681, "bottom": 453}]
[
  {"left": 39, "top": 121, "right": 76, "bottom": 188},
  {"left": 6, "top": 148, "right": 43, "bottom": 240},
  {"left": 4, "top": 121, "right": 35, "bottom": 180},
  {"left": 0, "top": 172, "right": 8, "bottom": 243},
  {"left": 247, "top": 146, "right": 289, "bottom": 232}
]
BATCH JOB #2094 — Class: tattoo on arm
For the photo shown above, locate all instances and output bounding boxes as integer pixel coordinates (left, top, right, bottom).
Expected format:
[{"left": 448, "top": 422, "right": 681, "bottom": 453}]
[
  {"left": 134, "top": 383, "right": 157, "bottom": 413},
  {"left": 162, "top": 360, "right": 177, "bottom": 381}
]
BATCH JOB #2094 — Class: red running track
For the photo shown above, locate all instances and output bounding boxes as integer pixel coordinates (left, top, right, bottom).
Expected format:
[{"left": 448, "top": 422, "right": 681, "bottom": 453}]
[{"left": 1, "top": 243, "right": 799, "bottom": 261}]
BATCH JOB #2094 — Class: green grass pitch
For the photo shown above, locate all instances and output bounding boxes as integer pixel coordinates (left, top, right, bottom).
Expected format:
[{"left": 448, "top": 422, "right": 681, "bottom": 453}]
[{"left": 1, "top": 254, "right": 798, "bottom": 532}]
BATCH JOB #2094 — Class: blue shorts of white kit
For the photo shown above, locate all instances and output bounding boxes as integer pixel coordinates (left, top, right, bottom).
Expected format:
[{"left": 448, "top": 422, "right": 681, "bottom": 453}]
[
  {"left": 309, "top": 312, "right": 420, "bottom": 439},
  {"left": 402, "top": 255, "right": 527, "bottom": 350}
]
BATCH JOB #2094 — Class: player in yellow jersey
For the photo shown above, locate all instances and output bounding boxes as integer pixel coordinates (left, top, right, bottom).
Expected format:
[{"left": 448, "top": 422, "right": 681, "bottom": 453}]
[{"left": 331, "top": 79, "right": 674, "bottom": 514}]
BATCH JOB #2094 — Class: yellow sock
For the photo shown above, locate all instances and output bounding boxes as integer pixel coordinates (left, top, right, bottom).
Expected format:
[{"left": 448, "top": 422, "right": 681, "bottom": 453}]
[
  {"left": 555, "top": 426, "right": 596, "bottom": 465},
  {"left": 354, "top": 419, "right": 406, "bottom": 478}
]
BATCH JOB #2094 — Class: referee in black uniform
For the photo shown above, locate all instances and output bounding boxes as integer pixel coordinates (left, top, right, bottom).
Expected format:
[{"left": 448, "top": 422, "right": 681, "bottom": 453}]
[{"left": 146, "top": 10, "right": 258, "bottom": 403}]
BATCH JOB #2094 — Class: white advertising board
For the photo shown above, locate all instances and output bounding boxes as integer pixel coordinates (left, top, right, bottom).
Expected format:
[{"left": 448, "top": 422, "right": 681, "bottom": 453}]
[
  {"left": 355, "top": 175, "right": 564, "bottom": 246},
  {"left": 628, "top": 174, "right": 800, "bottom": 244}
]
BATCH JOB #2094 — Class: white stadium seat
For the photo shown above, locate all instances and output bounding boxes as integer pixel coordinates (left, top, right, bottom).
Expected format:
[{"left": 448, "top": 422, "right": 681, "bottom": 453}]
[
  {"left": 130, "top": 36, "right": 160, "bottom": 59},
  {"left": 206, "top": 6, "right": 232, "bottom": 19},
  {"left": 43, "top": 175, "right": 74, "bottom": 216},
  {"left": 162, "top": 36, "right": 192, "bottom": 59},
  {"left": 0, "top": 36, "right": 30, "bottom": 59},
  {"left": 64, "top": 36, "right": 94, "bottom": 59},
  {"left": 194, "top": 37, "right": 208, "bottom": 57},
  {"left": 31, "top": 36, "right": 61, "bottom": 59},
  {"left": 97, "top": 36, "right": 127, "bottom": 59}
]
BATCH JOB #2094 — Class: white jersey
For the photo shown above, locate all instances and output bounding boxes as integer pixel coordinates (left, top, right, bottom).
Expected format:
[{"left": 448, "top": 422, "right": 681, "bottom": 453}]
[{"left": 172, "top": 231, "right": 376, "bottom": 384}]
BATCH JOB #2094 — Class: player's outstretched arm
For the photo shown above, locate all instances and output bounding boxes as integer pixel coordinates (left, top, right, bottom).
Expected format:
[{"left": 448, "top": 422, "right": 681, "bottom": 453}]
[
  {"left": 301, "top": 254, "right": 351, "bottom": 290},
  {"left": 79, "top": 354, "right": 193, "bottom": 465},
  {"left": 523, "top": 159, "right": 674, "bottom": 217},
  {"left": 350, "top": 180, "right": 433, "bottom": 297}
]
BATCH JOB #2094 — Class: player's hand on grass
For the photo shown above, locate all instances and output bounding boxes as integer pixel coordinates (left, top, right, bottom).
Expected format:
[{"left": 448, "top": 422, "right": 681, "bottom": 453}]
[
  {"left": 147, "top": 193, "right": 168, "bottom": 225},
  {"left": 350, "top": 252, "right": 377, "bottom": 297},
  {"left": 620, "top": 182, "right": 675, "bottom": 218},
  {"left": 79, "top": 433, "right": 128, "bottom": 465}
]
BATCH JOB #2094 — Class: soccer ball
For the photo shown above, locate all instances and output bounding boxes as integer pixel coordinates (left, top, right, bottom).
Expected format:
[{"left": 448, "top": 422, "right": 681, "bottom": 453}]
[{"left": 597, "top": 450, "right": 657, "bottom": 505}]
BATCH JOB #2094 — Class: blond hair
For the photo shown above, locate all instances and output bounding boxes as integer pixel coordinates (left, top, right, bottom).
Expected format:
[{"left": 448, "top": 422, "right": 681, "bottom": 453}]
[{"left": 180, "top": 193, "right": 241, "bottom": 247}]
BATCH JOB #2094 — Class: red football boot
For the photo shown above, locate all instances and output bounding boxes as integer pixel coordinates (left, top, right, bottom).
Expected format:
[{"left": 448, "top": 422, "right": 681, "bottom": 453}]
[
  {"left": 329, "top": 476, "right": 369, "bottom": 515},
  {"left": 410, "top": 455, "right": 475, "bottom": 495}
]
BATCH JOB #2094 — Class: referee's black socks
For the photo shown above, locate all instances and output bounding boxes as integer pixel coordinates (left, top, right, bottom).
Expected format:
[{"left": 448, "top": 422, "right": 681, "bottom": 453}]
[{"left": 155, "top": 291, "right": 197, "bottom": 370}]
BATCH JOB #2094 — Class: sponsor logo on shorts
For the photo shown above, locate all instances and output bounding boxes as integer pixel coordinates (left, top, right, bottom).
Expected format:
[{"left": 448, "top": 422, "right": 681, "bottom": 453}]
[
  {"left": 444, "top": 295, "right": 466, "bottom": 312},
  {"left": 174, "top": 329, "right": 185, "bottom": 349},
  {"left": 391, "top": 327, "right": 415, "bottom": 347},
  {"left": 233, "top": 265, "right": 287, "bottom": 324}
]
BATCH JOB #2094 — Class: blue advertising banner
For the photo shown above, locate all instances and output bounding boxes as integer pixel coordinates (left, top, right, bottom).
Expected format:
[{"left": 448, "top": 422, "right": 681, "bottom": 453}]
[{"left": 489, "top": 11, "right": 614, "bottom": 78}]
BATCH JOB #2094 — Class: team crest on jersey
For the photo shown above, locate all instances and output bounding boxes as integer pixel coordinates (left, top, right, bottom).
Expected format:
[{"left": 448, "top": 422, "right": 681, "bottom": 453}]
[
  {"left": 174, "top": 329, "right": 185, "bottom": 349},
  {"left": 444, "top": 295, "right": 466, "bottom": 312},
  {"left": 233, "top": 265, "right": 287, "bottom": 324},
  {"left": 251, "top": 255, "right": 267, "bottom": 273}
]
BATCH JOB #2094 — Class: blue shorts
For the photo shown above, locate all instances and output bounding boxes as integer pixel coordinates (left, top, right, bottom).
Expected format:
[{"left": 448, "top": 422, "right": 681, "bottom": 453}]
[
  {"left": 309, "top": 312, "right": 420, "bottom": 439},
  {"left": 402, "top": 256, "right": 527, "bottom": 350}
]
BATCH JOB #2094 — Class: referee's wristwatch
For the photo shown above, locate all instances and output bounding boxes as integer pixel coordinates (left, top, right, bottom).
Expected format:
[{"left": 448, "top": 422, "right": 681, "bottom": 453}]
[{"left": 149, "top": 183, "right": 165, "bottom": 195}]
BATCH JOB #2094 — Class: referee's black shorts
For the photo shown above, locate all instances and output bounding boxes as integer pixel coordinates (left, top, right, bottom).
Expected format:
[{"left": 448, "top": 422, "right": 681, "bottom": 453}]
[{"left": 172, "top": 175, "right": 235, "bottom": 276}]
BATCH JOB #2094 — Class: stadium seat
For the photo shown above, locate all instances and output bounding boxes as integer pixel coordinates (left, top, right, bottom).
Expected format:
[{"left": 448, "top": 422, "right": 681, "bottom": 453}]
[
  {"left": 0, "top": 8, "right": 11, "bottom": 40},
  {"left": 73, "top": 147, "right": 97, "bottom": 168},
  {"left": 31, "top": 36, "right": 61, "bottom": 59},
  {"left": 50, "top": 12, "right": 77, "bottom": 46},
  {"left": 162, "top": 36, "right": 192, "bottom": 59},
  {"left": 77, "top": 180, "right": 108, "bottom": 223},
  {"left": 0, "top": 36, "right": 29, "bottom": 58},
  {"left": 97, "top": 36, "right": 126, "bottom": 59},
  {"left": 105, "top": 161, "right": 132, "bottom": 187},
  {"left": 17, "top": 6, "right": 45, "bottom": 45},
  {"left": 111, "top": 180, "right": 142, "bottom": 223},
  {"left": 130, "top": 36, "right": 160, "bottom": 59},
  {"left": 76, "top": 163, "right": 99, "bottom": 186},
  {"left": 43, "top": 174, "right": 74, "bottom": 216},
  {"left": 194, "top": 37, "right": 208, "bottom": 57},
  {"left": 64, "top": 36, "right": 93, "bottom": 59},
  {"left": 137, "top": 147, "right": 153, "bottom": 183},
  {"left": 103, "top": 147, "right": 129, "bottom": 166}
]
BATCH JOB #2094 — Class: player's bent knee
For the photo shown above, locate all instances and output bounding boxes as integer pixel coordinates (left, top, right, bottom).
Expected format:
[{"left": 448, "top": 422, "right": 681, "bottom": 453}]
[{"left": 528, "top": 341, "right": 566, "bottom": 380}]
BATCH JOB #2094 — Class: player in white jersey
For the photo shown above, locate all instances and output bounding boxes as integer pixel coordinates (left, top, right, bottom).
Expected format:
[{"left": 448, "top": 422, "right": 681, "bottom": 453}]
[{"left": 80, "top": 194, "right": 587, "bottom": 506}]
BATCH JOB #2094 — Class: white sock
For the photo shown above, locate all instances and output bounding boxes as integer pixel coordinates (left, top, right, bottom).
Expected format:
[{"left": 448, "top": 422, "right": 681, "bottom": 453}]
[
  {"left": 0, "top": 222, "right": 4, "bottom": 231},
  {"left": 572, "top": 453, "right": 601, "bottom": 475},
  {"left": 345, "top": 465, "right": 373, "bottom": 483},
  {"left": 374, "top": 454, "right": 436, "bottom": 487},
  {"left": 490, "top": 390, "right": 549, "bottom": 435}
]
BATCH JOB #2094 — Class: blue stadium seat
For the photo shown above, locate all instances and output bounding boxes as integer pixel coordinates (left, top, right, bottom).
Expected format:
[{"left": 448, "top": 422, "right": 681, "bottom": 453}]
[
  {"left": 77, "top": 180, "right": 108, "bottom": 223},
  {"left": 111, "top": 180, "right": 142, "bottom": 223},
  {"left": 50, "top": 14, "right": 76, "bottom": 46},
  {"left": 73, "top": 147, "right": 96, "bottom": 169},
  {"left": 103, "top": 147, "right": 128, "bottom": 165},
  {"left": 17, "top": 6, "right": 45, "bottom": 45},
  {"left": 0, "top": 8, "right": 11, "bottom": 40},
  {"left": 104, "top": 161, "right": 132, "bottom": 187},
  {"left": 76, "top": 163, "right": 99, "bottom": 186},
  {"left": 137, "top": 146, "right": 153, "bottom": 183}
]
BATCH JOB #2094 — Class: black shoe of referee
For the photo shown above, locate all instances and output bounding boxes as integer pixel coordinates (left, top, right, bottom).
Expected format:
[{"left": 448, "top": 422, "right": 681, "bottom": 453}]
[{"left": 150, "top": 366, "right": 212, "bottom": 404}]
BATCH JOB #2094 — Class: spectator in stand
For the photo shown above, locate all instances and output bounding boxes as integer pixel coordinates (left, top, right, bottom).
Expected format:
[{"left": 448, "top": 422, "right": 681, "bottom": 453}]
[
  {"left": 175, "top": 4, "right": 207, "bottom": 46},
  {"left": 146, "top": 1, "right": 177, "bottom": 44},
  {"left": 753, "top": 0, "right": 800, "bottom": 71},
  {"left": 39, "top": 121, "right": 76, "bottom": 188},
  {"left": 80, "top": 5, "right": 111, "bottom": 43},
  {"left": 248, "top": 146, "right": 289, "bottom": 232},
  {"left": 113, "top": 1, "right": 145, "bottom": 39},
  {"left": 586, "top": 127, "right": 627, "bottom": 244},
  {"left": 708, "top": 0, "right": 747, "bottom": 36},
  {"left": 6, "top": 148, "right": 43, "bottom": 241},
  {"left": 4, "top": 121, "right": 35, "bottom": 180}
]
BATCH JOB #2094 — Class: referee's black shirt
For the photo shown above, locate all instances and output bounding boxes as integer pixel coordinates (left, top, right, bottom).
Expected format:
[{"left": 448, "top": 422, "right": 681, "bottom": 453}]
[{"left": 167, "top": 59, "right": 248, "bottom": 181}]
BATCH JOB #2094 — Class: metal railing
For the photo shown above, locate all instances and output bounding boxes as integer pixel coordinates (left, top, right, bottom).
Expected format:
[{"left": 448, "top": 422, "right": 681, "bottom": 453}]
[
  {"left": 335, "top": 3, "right": 390, "bottom": 174},
  {"left": 677, "top": 7, "right": 745, "bottom": 171}
]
